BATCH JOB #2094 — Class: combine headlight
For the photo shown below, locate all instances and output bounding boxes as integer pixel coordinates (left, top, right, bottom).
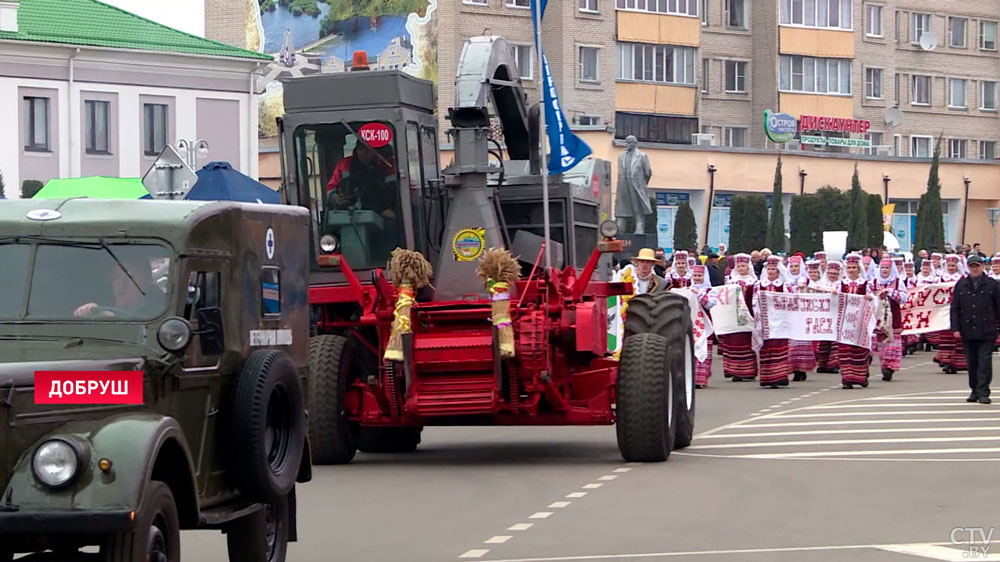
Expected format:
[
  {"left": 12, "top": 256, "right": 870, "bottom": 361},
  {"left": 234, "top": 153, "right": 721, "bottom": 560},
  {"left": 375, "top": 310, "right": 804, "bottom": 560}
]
[
  {"left": 32, "top": 439, "right": 84, "bottom": 488},
  {"left": 320, "top": 234, "right": 339, "bottom": 253},
  {"left": 157, "top": 317, "right": 192, "bottom": 353},
  {"left": 599, "top": 220, "right": 619, "bottom": 239}
]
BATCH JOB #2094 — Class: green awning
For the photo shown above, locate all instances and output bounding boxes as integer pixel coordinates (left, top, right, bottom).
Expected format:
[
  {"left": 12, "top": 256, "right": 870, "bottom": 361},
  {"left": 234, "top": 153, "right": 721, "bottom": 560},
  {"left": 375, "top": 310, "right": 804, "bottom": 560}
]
[{"left": 33, "top": 177, "right": 148, "bottom": 199}]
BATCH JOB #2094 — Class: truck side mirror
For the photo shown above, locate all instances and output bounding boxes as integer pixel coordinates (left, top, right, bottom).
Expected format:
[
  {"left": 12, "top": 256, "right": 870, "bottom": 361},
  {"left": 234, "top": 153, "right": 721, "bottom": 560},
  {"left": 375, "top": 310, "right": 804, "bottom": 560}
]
[{"left": 194, "top": 307, "right": 225, "bottom": 356}]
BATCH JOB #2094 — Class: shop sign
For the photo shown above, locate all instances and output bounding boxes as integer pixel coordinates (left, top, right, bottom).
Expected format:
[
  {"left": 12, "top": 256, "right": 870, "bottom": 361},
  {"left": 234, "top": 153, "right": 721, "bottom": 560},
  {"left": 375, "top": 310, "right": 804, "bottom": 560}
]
[
  {"left": 764, "top": 110, "right": 798, "bottom": 143},
  {"left": 800, "top": 114, "right": 872, "bottom": 134},
  {"left": 801, "top": 135, "right": 872, "bottom": 148},
  {"left": 655, "top": 192, "right": 691, "bottom": 206}
]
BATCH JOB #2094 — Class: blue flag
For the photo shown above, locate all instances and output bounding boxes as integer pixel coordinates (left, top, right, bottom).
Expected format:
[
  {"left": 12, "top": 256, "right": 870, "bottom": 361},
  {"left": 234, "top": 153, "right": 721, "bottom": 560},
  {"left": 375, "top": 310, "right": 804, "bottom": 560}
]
[{"left": 530, "top": 0, "right": 592, "bottom": 175}]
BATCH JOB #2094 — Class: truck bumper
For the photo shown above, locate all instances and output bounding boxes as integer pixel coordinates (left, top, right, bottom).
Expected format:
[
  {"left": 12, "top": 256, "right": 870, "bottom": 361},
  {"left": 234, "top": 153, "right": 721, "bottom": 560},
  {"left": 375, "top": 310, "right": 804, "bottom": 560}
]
[{"left": 0, "top": 509, "right": 133, "bottom": 534}]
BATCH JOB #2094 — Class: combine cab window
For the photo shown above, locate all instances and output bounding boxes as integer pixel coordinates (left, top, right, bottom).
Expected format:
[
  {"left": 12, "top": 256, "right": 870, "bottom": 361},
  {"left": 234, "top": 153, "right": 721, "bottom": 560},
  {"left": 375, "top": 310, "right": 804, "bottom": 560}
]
[{"left": 294, "top": 122, "right": 404, "bottom": 270}]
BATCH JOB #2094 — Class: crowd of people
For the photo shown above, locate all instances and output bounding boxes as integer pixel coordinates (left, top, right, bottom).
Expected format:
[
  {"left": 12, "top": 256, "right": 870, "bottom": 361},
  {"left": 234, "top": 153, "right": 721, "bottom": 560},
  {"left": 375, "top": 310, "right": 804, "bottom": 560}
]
[{"left": 618, "top": 244, "right": 1000, "bottom": 404}]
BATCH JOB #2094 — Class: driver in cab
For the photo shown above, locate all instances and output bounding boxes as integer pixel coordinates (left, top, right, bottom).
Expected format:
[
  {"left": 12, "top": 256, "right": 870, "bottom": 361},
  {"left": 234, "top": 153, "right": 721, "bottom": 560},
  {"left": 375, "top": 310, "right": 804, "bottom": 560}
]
[
  {"left": 325, "top": 140, "right": 397, "bottom": 219},
  {"left": 73, "top": 255, "right": 163, "bottom": 318}
]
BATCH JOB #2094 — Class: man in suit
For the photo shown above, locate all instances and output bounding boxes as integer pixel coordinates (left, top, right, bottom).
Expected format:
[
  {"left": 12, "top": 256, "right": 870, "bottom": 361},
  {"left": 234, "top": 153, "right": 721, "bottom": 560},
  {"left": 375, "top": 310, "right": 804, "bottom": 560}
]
[
  {"left": 630, "top": 248, "right": 667, "bottom": 295},
  {"left": 950, "top": 254, "right": 1000, "bottom": 404},
  {"left": 705, "top": 251, "right": 725, "bottom": 286},
  {"left": 615, "top": 135, "right": 653, "bottom": 235}
]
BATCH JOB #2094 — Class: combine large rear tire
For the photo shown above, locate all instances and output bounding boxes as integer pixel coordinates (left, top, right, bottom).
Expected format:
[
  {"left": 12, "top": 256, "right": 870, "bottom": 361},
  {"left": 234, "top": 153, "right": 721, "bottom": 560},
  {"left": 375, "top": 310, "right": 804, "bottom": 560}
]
[
  {"left": 307, "top": 335, "right": 359, "bottom": 465},
  {"left": 358, "top": 427, "right": 423, "bottom": 454},
  {"left": 623, "top": 292, "right": 689, "bottom": 339},
  {"left": 672, "top": 332, "right": 696, "bottom": 449},
  {"left": 615, "top": 333, "right": 675, "bottom": 462}
]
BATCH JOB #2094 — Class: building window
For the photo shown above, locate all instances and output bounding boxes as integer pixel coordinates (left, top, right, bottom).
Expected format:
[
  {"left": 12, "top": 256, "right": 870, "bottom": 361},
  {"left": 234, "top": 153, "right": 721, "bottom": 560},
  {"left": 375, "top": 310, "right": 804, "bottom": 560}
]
[
  {"left": 615, "top": 112, "right": 698, "bottom": 144},
  {"left": 701, "top": 58, "right": 709, "bottom": 93},
  {"left": 981, "top": 21, "right": 998, "bottom": 50},
  {"left": 949, "top": 139, "right": 967, "bottom": 159},
  {"left": 980, "top": 140, "right": 996, "bottom": 160},
  {"left": 506, "top": 0, "right": 529, "bottom": 8},
  {"left": 779, "top": 0, "right": 852, "bottom": 31},
  {"left": 864, "top": 131, "right": 884, "bottom": 155},
  {"left": 143, "top": 103, "right": 168, "bottom": 156},
  {"left": 865, "top": 68, "right": 883, "bottom": 99},
  {"left": 579, "top": 0, "right": 598, "bottom": 12},
  {"left": 894, "top": 10, "right": 900, "bottom": 42},
  {"left": 982, "top": 81, "right": 997, "bottom": 111},
  {"left": 949, "top": 78, "right": 967, "bottom": 109},
  {"left": 85, "top": 100, "right": 110, "bottom": 154},
  {"left": 779, "top": 55, "right": 851, "bottom": 95},
  {"left": 725, "top": 127, "right": 747, "bottom": 147},
  {"left": 912, "top": 13, "right": 931, "bottom": 44},
  {"left": 725, "top": 60, "right": 747, "bottom": 92},
  {"left": 463, "top": 0, "right": 487, "bottom": 5},
  {"left": 911, "top": 135, "right": 932, "bottom": 157},
  {"left": 578, "top": 115, "right": 601, "bottom": 125},
  {"left": 616, "top": 42, "right": 696, "bottom": 85},
  {"left": 23, "top": 96, "right": 49, "bottom": 152},
  {"left": 865, "top": 4, "right": 882, "bottom": 37},
  {"left": 579, "top": 46, "right": 599, "bottom": 82},
  {"left": 261, "top": 267, "right": 281, "bottom": 316},
  {"left": 615, "top": 0, "right": 697, "bottom": 17},
  {"left": 911, "top": 75, "right": 930, "bottom": 105},
  {"left": 949, "top": 17, "right": 967, "bottom": 48},
  {"left": 725, "top": 0, "right": 746, "bottom": 29},
  {"left": 701, "top": 0, "right": 708, "bottom": 25},
  {"left": 512, "top": 44, "right": 534, "bottom": 79}
]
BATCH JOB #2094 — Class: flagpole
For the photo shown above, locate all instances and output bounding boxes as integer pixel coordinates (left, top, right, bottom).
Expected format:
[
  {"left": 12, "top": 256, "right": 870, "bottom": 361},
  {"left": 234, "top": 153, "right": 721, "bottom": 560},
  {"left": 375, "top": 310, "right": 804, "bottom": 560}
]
[{"left": 532, "top": 0, "right": 551, "bottom": 272}]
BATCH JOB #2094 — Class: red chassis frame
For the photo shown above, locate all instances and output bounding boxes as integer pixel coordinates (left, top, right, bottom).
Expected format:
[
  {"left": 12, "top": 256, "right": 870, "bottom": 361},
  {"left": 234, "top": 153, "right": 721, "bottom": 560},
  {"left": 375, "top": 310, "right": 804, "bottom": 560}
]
[{"left": 311, "top": 240, "right": 629, "bottom": 426}]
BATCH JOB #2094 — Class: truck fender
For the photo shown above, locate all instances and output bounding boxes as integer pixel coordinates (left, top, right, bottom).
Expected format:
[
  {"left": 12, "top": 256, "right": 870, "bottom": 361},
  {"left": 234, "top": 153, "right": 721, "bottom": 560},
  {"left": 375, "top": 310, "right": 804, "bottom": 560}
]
[{"left": 3, "top": 413, "right": 199, "bottom": 528}]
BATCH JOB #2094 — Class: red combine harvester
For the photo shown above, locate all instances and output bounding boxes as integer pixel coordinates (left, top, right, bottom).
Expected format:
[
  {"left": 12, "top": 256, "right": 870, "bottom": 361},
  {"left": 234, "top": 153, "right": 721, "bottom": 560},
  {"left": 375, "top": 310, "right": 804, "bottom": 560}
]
[{"left": 277, "top": 37, "right": 695, "bottom": 463}]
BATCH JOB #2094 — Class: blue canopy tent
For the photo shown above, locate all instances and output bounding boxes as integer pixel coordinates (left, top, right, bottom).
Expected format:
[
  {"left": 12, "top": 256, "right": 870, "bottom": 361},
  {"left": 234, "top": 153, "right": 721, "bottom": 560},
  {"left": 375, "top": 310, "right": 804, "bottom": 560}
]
[{"left": 142, "top": 161, "right": 280, "bottom": 203}]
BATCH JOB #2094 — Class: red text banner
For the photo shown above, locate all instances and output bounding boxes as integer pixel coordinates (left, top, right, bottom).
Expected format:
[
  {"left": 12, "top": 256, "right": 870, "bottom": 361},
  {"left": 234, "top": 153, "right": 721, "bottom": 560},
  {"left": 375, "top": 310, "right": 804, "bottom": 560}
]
[{"left": 35, "top": 371, "right": 144, "bottom": 405}]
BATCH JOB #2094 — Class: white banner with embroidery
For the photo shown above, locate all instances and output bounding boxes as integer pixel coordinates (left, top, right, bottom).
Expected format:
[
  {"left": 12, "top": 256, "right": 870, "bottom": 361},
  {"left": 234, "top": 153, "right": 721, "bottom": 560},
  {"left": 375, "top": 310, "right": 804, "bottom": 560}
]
[
  {"left": 750, "top": 292, "right": 878, "bottom": 351},
  {"left": 900, "top": 282, "right": 956, "bottom": 336},
  {"left": 710, "top": 285, "right": 754, "bottom": 336},
  {"left": 671, "top": 288, "right": 714, "bottom": 362}
]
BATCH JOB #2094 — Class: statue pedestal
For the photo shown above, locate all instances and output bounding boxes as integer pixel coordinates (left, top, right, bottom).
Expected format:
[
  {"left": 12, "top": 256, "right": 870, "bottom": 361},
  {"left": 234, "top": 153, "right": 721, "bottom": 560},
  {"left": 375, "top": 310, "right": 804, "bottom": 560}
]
[{"left": 613, "top": 233, "right": 658, "bottom": 263}]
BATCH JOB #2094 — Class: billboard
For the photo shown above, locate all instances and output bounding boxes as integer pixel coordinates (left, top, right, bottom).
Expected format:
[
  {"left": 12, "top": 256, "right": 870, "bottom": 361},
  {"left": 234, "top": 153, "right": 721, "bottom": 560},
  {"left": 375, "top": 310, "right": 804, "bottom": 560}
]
[{"left": 249, "top": 0, "right": 438, "bottom": 137}]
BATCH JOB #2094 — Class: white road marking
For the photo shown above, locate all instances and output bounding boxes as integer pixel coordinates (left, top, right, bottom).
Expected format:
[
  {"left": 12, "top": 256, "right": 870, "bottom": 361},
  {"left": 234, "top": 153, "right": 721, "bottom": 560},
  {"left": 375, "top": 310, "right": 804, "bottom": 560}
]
[
  {"left": 808, "top": 402, "right": 980, "bottom": 409},
  {"left": 529, "top": 512, "right": 553, "bottom": 519},
  {"left": 548, "top": 501, "right": 571, "bottom": 508},
  {"left": 738, "top": 447, "right": 1000, "bottom": 459},
  {"left": 459, "top": 549, "right": 490, "bottom": 558},
  {"left": 566, "top": 492, "right": 588, "bottom": 498},
  {"left": 729, "top": 417, "right": 1000, "bottom": 428},
  {"left": 485, "top": 536, "right": 513, "bottom": 544},
  {"left": 582, "top": 483, "right": 603, "bottom": 489},
  {"left": 474, "top": 542, "right": 958, "bottom": 561},
  {"left": 613, "top": 467, "right": 632, "bottom": 473},
  {"left": 688, "top": 435, "right": 1000, "bottom": 450},
  {"left": 701, "top": 426, "right": 1000, "bottom": 438},
  {"left": 598, "top": 475, "right": 618, "bottom": 481},
  {"left": 769, "top": 410, "right": 994, "bottom": 418},
  {"left": 509, "top": 523, "right": 534, "bottom": 531},
  {"left": 878, "top": 543, "right": 1000, "bottom": 560}
]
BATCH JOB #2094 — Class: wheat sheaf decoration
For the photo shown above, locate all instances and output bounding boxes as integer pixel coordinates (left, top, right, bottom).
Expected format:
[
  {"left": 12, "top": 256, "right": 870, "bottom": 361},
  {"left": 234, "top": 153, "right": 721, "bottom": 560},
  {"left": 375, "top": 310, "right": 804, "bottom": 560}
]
[
  {"left": 384, "top": 248, "right": 433, "bottom": 362},
  {"left": 476, "top": 248, "right": 520, "bottom": 358}
]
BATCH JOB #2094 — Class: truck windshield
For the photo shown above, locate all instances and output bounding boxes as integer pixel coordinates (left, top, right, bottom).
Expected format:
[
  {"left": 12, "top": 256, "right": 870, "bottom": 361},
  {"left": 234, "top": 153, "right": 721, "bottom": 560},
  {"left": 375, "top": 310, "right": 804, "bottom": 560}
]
[
  {"left": 294, "top": 121, "right": 404, "bottom": 270},
  {"left": 0, "top": 241, "right": 170, "bottom": 320}
]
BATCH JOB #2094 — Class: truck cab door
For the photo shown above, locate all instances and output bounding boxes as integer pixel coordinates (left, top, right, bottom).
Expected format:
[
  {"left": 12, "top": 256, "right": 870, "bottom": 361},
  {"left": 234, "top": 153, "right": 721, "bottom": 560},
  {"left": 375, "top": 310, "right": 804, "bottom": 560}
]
[{"left": 403, "top": 121, "right": 441, "bottom": 262}]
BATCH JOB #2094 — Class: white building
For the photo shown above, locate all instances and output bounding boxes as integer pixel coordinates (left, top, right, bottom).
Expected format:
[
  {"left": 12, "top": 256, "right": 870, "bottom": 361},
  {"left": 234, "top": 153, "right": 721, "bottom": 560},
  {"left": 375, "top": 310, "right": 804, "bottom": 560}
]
[{"left": 0, "top": 0, "right": 270, "bottom": 198}]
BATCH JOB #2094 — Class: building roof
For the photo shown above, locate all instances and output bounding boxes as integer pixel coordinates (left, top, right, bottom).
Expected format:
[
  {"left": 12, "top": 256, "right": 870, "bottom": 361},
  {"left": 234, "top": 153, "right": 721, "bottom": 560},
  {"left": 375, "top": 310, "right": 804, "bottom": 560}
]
[{"left": 0, "top": 0, "right": 272, "bottom": 61}]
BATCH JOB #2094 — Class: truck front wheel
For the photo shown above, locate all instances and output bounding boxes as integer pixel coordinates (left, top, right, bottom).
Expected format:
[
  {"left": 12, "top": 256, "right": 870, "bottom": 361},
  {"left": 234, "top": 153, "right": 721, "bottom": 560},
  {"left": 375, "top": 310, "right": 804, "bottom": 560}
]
[
  {"left": 615, "top": 333, "right": 676, "bottom": 462},
  {"left": 103, "top": 480, "right": 179, "bottom": 562},
  {"left": 225, "top": 494, "right": 290, "bottom": 562},
  {"left": 307, "top": 335, "right": 359, "bottom": 464}
]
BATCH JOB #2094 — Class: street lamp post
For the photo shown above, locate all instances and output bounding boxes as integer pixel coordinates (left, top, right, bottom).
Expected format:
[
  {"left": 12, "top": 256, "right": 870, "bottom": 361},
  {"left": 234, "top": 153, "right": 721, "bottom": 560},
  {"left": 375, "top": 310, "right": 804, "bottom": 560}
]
[
  {"left": 175, "top": 138, "right": 210, "bottom": 170},
  {"left": 987, "top": 208, "right": 1000, "bottom": 254}
]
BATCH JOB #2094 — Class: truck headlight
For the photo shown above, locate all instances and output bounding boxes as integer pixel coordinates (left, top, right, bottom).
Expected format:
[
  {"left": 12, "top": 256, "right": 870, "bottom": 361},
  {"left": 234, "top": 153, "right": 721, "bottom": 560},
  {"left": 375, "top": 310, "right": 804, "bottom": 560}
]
[
  {"left": 320, "top": 234, "right": 339, "bottom": 253},
  {"left": 599, "top": 220, "right": 619, "bottom": 239},
  {"left": 32, "top": 438, "right": 83, "bottom": 488},
  {"left": 158, "top": 317, "right": 192, "bottom": 353}
]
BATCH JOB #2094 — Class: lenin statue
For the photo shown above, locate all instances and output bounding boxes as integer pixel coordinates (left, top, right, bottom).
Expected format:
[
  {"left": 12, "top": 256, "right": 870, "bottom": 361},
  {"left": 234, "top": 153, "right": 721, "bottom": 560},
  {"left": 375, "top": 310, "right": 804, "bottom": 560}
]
[{"left": 615, "top": 135, "right": 653, "bottom": 234}]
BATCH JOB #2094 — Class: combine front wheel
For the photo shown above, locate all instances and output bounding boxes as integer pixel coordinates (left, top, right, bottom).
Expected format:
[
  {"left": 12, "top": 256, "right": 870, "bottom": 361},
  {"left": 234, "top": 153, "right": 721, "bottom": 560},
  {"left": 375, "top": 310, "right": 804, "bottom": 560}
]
[
  {"left": 307, "top": 335, "right": 359, "bottom": 464},
  {"left": 615, "top": 333, "right": 675, "bottom": 462}
]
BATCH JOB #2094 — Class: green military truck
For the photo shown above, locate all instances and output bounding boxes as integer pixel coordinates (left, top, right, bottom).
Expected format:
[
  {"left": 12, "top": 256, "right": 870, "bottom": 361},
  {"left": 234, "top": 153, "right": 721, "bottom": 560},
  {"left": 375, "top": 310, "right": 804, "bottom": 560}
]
[{"left": 0, "top": 197, "right": 312, "bottom": 562}]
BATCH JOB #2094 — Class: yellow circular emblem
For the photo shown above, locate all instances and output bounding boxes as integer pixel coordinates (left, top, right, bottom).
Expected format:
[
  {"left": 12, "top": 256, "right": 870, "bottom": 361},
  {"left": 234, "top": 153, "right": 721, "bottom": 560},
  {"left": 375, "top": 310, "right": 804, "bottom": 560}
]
[{"left": 452, "top": 228, "right": 485, "bottom": 262}]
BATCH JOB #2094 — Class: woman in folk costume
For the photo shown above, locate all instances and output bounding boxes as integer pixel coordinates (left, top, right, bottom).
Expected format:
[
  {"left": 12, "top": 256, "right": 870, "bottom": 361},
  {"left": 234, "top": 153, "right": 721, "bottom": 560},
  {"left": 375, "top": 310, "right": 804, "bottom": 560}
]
[
  {"left": 914, "top": 259, "right": 941, "bottom": 353},
  {"left": 690, "top": 265, "right": 717, "bottom": 388},
  {"left": 861, "top": 255, "right": 877, "bottom": 280},
  {"left": 901, "top": 260, "right": 921, "bottom": 355},
  {"left": 721, "top": 253, "right": 758, "bottom": 381},
  {"left": 930, "top": 252, "right": 944, "bottom": 274},
  {"left": 783, "top": 256, "right": 816, "bottom": 381},
  {"left": 814, "top": 251, "right": 828, "bottom": 274},
  {"left": 989, "top": 254, "right": 1000, "bottom": 280},
  {"left": 838, "top": 254, "right": 874, "bottom": 388},
  {"left": 667, "top": 250, "right": 693, "bottom": 288},
  {"left": 936, "top": 254, "right": 967, "bottom": 374},
  {"left": 812, "top": 261, "right": 842, "bottom": 373},
  {"left": 752, "top": 256, "right": 794, "bottom": 388},
  {"left": 869, "top": 256, "right": 908, "bottom": 381},
  {"left": 805, "top": 259, "right": 822, "bottom": 286}
]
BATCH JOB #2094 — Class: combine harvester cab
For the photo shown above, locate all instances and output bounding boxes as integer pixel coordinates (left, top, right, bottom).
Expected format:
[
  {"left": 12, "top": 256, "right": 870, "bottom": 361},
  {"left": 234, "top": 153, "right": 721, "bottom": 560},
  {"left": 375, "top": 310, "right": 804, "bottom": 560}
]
[{"left": 278, "top": 39, "right": 694, "bottom": 464}]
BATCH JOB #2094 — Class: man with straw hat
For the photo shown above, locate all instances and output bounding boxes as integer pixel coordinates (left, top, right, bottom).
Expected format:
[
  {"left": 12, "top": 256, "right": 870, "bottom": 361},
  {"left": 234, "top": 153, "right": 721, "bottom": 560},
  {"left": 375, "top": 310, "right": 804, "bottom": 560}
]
[{"left": 626, "top": 248, "right": 667, "bottom": 295}]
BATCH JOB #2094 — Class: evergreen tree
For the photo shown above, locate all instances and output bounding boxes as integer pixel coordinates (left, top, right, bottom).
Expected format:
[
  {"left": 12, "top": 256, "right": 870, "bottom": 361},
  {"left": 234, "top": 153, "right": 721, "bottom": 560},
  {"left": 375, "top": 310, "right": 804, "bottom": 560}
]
[
  {"left": 845, "top": 165, "right": 868, "bottom": 251},
  {"left": 866, "top": 193, "right": 885, "bottom": 249},
  {"left": 790, "top": 194, "right": 825, "bottom": 256},
  {"left": 673, "top": 201, "right": 698, "bottom": 253},
  {"left": 20, "top": 180, "right": 43, "bottom": 199},
  {"left": 767, "top": 155, "right": 786, "bottom": 252},
  {"left": 744, "top": 195, "right": 769, "bottom": 251},
  {"left": 0, "top": 169, "right": 6, "bottom": 198},
  {"left": 814, "top": 186, "right": 851, "bottom": 231},
  {"left": 728, "top": 195, "right": 748, "bottom": 253},
  {"left": 914, "top": 139, "right": 946, "bottom": 253}
]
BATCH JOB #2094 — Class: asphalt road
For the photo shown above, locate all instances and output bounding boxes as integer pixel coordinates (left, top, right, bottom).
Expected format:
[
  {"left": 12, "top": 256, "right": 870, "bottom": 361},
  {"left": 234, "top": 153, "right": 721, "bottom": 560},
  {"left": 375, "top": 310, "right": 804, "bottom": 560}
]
[{"left": 184, "top": 351, "right": 1000, "bottom": 562}]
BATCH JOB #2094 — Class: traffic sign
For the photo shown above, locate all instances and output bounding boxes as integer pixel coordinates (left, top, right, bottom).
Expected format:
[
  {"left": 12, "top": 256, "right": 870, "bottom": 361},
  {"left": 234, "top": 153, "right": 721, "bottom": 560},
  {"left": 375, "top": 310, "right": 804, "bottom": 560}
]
[
  {"left": 142, "top": 145, "right": 198, "bottom": 200},
  {"left": 988, "top": 208, "right": 1000, "bottom": 227}
]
